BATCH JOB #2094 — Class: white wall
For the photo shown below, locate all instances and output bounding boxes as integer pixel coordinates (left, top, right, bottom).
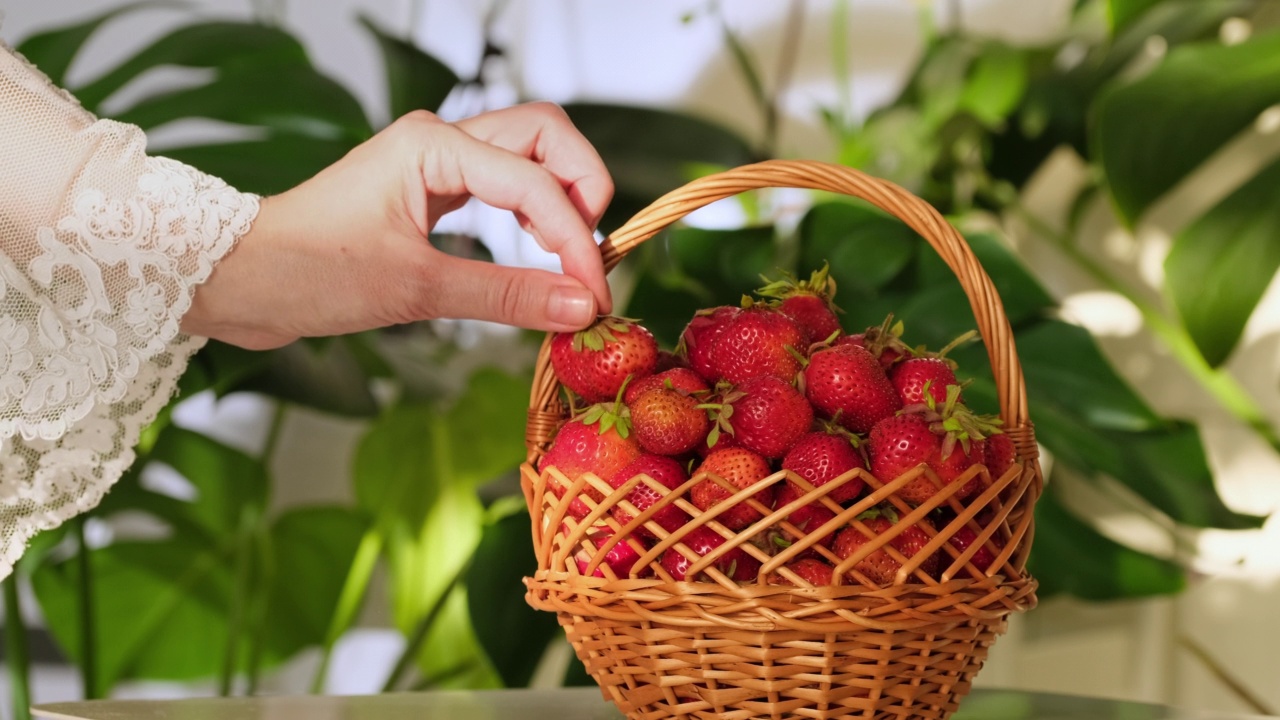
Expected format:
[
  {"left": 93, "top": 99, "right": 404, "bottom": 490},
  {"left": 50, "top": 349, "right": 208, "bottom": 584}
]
[{"left": 2, "top": 0, "right": 1278, "bottom": 715}]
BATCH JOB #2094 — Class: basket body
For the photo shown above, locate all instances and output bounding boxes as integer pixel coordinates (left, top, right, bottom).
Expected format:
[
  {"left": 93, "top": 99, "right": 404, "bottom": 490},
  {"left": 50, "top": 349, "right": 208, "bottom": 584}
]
[{"left": 522, "top": 161, "right": 1042, "bottom": 720}]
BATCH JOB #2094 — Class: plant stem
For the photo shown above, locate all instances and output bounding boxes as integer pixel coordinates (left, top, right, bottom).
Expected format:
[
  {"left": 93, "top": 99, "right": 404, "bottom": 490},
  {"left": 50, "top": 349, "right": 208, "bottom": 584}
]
[
  {"left": 1009, "top": 201, "right": 1280, "bottom": 455},
  {"left": 244, "top": 524, "right": 274, "bottom": 696},
  {"left": 74, "top": 518, "right": 97, "bottom": 700},
  {"left": 219, "top": 508, "right": 258, "bottom": 696},
  {"left": 242, "top": 400, "right": 286, "bottom": 696},
  {"left": 4, "top": 578, "right": 32, "bottom": 720},
  {"left": 714, "top": 2, "right": 770, "bottom": 151},
  {"left": 379, "top": 561, "right": 469, "bottom": 692},
  {"left": 764, "top": 0, "right": 807, "bottom": 157},
  {"left": 310, "top": 529, "right": 384, "bottom": 694},
  {"left": 1179, "top": 634, "right": 1276, "bottom": 716}
]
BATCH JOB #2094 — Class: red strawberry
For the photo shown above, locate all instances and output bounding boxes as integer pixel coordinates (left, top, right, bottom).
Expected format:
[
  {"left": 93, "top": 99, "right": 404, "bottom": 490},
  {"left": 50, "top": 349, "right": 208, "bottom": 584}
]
[
  {"left": 572, "top": 526, "right": 646, "bottom": 579},
  {"left": 679, "top": 306, "right": 740, "bottom": 383},
  {"left": 866, "top": 388, "right": 990, "bottom": 505},
  {"left": 771, "top": 482, "right": 838, "bottom": 550},
  {"left": 802, "top": 343, "right": 902, "bottom": 433},
  {"left": 890, "top": 358, "right": 958, "bottom": 406},
  {"left": 947, "top": 525, "right": 1002, "bottom": 574},
  {"left": 630, "top": 386, "right": 712, "bottom": 456},
  {"left": 550, "top": 317, "right": 658, "bottom": 403},
  {"left": 690, "top": 447, "right": 775, "bottom": 531},
  {"left": 767, "top": 557, "right": 835, "bottom": 587},
  {"left": 624, "top": 367, "right": 709, "bottom": 405},
  {"left": 780, "top": 429, "right": 867, "bottom": 504},
  {"left": 660, "top": 525, "right": 761, "bottom": 582},
  {"left": 709, "top": 376, "right": 812, "bottom": 459},
  {"left": 839, "top": 315, "right": 911, "bottom": 370},
  {"left": 608, "top": 454, "right": 690, "bottom": 539},
  {"left": 984, "top": 432, "right": 1017, "bottom": 480},
  {"left": 833, "top": 510, "right": 938, "bottom": 585},
  {"left": 539, "top": 403, "right": 641, "bottom": 519},
  {"left": 755, "top": 265, "right": 842, "bottom": 346},
  {"left": 709, "top": 305, "right": 806, "bottom": 384}
]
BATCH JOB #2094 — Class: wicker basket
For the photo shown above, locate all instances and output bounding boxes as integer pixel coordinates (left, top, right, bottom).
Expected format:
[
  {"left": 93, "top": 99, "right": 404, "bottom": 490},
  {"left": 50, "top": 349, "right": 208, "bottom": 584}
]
[{"left": 521, "top": 160, "right": 1043, "bottom": 720}]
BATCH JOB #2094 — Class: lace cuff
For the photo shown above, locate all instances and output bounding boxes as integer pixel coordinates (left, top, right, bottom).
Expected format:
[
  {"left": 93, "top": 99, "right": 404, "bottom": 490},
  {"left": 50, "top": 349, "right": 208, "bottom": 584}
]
[{"left": 0, "top": 42, "right": 260, "bottom": 577}]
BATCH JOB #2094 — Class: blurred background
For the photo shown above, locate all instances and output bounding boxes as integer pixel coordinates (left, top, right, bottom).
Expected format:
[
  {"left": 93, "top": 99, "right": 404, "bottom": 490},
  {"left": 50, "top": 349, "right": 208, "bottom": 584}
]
[{"left": 1, "top": 0, "right": 1278, "bottom": 717}]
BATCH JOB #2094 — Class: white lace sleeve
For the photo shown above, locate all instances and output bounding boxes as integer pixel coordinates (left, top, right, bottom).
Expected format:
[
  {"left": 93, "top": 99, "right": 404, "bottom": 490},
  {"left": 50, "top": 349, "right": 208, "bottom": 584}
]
[{"left": 0, "top": 43, "right": 259, "bottom": 577}]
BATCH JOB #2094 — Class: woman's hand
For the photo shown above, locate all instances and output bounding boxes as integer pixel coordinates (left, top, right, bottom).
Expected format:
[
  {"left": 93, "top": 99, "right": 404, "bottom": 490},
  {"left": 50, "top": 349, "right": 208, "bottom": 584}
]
[{"left": 181, "top": 102, "right": 614, "bottom": 350}]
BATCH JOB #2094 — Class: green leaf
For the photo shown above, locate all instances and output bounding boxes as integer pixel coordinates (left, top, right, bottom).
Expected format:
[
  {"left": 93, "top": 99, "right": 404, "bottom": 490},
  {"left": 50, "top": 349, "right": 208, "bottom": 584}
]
[
  {"left": 1166, "top": 158, "right": 1280, "bottom": 367},
  {"left": 466, "top": 511, "right": 560, "bottom": 687},
  {"left": 162, "top": 135, "right": 355, "bottom": 196},
  {"left": 148, "top": 427, "right": 269, "bottom": 539},
  {"left": 359, "top": 15, "right": 459, "bottom": 119},
  {"left": 355, "top": 403, "right": 440, "bottom": 528},
  {"left": 232, "top": 339, "right": 379, "bottom": 417},
  {"left": 959, "top": 44, "right": 1028, "bottom": 127},
  {"left": 113, "top": 64, "right": 371, "bottom": 140},
  {"left": 177, "top": 340, "right": 272, "bottom": 401},
  {"left": 797, "top": 202, "right": 917, "bottom": 302},
  {"left": 1029, "top": 488, "right": 1185, "bottom": 600},
  {"left": 1016, "top": 320, "right": 1163, "bottom": 432},
  {"left": 13, "top": 2, "right": 162, "bottom": 88},
  {"left": 441, "top": 369, "right": 535, "bottom": 488},
  {"left": 563, "top": 104, "right": 756, "bottom": 232},
  {"left": 32, "top": 538, "right": 233, "bottom": 686},
  {"left": 72, "top": 22, "right": 311, "bottom": 110},
  {"left": 1095, "top": 30, "right": 1280, "bottom": 224},
  {"left": 1108, "top": 0, "right": 1165, "bottom": 33},
  {"left": 265, "top": 506, "right": 371, "bottom": 658},
  {"left": 624, "top": 226, "right": 777, "bottom": 346}
]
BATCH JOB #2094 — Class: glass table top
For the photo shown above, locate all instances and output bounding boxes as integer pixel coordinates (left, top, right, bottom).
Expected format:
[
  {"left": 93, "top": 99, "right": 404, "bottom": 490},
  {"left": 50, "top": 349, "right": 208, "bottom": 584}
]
[{"left": 32, "top": 687, "right": 1273, "bottom": 720}]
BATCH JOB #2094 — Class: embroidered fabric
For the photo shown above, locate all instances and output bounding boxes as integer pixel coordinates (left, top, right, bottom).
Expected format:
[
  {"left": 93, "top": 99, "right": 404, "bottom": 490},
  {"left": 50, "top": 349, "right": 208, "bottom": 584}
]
[{"left": 0, "top": 42, "right": 259, "bottom": 577}]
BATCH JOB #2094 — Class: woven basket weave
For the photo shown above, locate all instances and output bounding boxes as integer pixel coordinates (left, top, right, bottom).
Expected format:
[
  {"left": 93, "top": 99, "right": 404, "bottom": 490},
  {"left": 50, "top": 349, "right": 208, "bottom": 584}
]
[{"left": 521, "top": 160, "right": 1043, "bottom": 720}]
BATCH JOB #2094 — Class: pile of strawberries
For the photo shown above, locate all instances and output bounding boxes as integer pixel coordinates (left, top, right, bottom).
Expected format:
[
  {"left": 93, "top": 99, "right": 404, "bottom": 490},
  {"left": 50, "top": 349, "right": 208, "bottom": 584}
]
[{"left": 538, "top": 266, "right": 1019, "bottom": 588}]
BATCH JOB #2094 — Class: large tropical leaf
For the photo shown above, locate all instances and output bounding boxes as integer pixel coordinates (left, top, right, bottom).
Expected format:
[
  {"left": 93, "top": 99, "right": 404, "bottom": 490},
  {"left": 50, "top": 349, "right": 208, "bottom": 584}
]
[
  {"left": 1165, "top": 157, "right": 1280, "bottom": 367},
  {"left": 1095, "top": 30, "right": 1280, "bottom": 224}
]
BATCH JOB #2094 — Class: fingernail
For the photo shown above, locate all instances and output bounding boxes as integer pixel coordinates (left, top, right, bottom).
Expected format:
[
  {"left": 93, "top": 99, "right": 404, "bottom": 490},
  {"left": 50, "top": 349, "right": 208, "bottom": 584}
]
[{"left": 549, "top": 286, "right": 595, "bottom": 328}]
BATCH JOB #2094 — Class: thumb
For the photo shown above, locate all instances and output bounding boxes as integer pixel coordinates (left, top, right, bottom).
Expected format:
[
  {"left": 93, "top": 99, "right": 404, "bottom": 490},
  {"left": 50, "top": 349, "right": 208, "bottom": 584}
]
[{"left": 428, "top": 256, "right": 599, "bottom": 332}]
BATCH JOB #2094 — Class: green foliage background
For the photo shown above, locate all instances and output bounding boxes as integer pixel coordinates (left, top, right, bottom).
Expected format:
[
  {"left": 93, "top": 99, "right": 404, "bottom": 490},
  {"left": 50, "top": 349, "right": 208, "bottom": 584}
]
[{"left": 5, "top": 0, "right": 1279, "bottom": 706}]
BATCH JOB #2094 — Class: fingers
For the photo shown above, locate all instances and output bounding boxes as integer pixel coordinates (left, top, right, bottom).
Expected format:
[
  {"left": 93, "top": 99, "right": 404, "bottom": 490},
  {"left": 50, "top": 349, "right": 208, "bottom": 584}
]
[
  {"left": 420, "top": 121, "right": 613, "bottom": 314},
  {"left": 455, "top": 103, "right": 614, "bottom": 230},
  {"left": 425, "top": 255, "right": 598, "bottom": 332}
]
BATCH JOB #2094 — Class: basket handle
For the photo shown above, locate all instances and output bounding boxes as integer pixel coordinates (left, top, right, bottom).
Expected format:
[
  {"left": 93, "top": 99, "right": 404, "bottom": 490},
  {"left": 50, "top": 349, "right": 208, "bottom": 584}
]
[{"left": 598, "top": 159, "right": 1030, "bottom": 431}]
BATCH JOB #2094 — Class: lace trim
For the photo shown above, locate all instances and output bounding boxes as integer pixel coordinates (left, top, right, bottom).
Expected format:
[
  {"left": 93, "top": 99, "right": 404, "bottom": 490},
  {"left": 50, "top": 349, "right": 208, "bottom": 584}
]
[{"left": 0, "top": 157, "right": 259, "bottom": 577}]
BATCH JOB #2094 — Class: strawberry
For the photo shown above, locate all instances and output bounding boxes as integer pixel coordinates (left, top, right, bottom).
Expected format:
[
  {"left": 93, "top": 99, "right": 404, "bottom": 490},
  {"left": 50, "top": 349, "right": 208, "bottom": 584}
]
[
  {"left": 539, "top": 401, "right": 641, "bottom": 519},
  {"left": 833, "top": 509, "right": 938, "bottom": 585},
  {"left": 890, "top": 358, "right": 957, "bottom": 406},
  {"left": 802, "top": 343, "right": 902, "bottom": 433},
  {"left": 766, "top": 557, "right": 835, "bottom": 587},
  {"left": 984, "top": 432, "right": 1017, "bottom": 480},
  {"left": 624, "top": 367, "right": 709, "bottom": 405},
  {"left": 770, "top": 482, "right": 838, "bottom": 550},
  {"left": 660, "top": 525, "right": 761, "bottom": 582},
  {"left": 572, "top": 525, "right": 646, "bottom": 579},
  {"left": 630, "top": 386, "right": 712, "bottom": 456},
  {"left": 839, "top": 315, "right": 911, "bottom": 370},
  {"left": 551, "top": 316, "right": 658, "bottom": 403},
  {"left": 866, "top": 387, "right": 993, "bottom": 505},
  {"left": 947, "top": 525, "right": 1002, "bottom": 574},
  {"left": 690, "top": 447, "right": 775, "bottom": 531},
  {"left": 678, "top": 306, "right": 740, "bottom": 383},
  {"left": 755, "top": 264, "right": 842, "bottom": 346},
  {"left": 707, "top": 376, "right": 812, "bottom": 459},
  {"left": 780, "top": 428, "right": 867, "bottom": 504},
  {"left": 709, "top": 305, "right": 806, "bottom": 384},
  {"left": 888, "top": 329, "right": 976, "bottom": 405},
  {"left": 608, "top": 454, "right": 690, "bottom": 540}
]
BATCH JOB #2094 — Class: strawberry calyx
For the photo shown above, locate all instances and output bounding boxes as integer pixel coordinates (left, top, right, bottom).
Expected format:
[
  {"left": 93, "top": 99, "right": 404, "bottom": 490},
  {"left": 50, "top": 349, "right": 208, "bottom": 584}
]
[
  {"left": 907, "top": 329, "right": 980, "bottom": 370},
  {"left": 899, "top": 384, "right": 1002, "bottom": 457},
  {"left": 697, "top": 381, "right": 743, "bottom": 448},
  {"left": 858, "top": 314, "right": 914, "bottom": 363},
  {"left": 571, "top": 316, "right": 643, "bottom": 352},
  {"left": 578, "top": 375, "right": 635, "bottom": 438},
  {"left": 817, "top": 416, "right": 862, "bottom": 448},
  {"left": 754, "top": 262, "right": 842, "bottom": 313}
]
